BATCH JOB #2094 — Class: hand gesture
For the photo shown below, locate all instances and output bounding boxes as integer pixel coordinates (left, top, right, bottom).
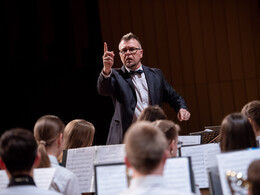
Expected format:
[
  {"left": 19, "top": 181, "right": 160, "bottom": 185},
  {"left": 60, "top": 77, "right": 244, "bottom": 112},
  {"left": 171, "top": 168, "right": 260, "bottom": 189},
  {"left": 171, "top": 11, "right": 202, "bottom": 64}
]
[
  {"left": 102, "top": 42, "right": 115, "bottom": 75},
  {"left": 177, "top": 108, "right": 191, "bottom": 121}
]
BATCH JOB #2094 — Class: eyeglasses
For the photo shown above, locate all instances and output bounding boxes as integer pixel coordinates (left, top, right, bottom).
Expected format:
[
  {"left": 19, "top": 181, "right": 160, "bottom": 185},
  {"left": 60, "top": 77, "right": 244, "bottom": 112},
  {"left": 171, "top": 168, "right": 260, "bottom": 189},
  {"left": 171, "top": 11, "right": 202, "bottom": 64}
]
[{"left": 119, "top": 47, "right": 142, "bottom": 55}]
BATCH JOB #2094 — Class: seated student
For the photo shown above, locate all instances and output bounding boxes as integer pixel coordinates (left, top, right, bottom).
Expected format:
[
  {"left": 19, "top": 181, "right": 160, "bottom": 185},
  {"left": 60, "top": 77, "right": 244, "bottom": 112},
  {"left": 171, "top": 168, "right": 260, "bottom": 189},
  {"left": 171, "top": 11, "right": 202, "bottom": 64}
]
[
  {"left": 152, "top": 119, "right": 180, "bottom": 157},
  {"left": 64, "top": 119, "right": 95, "bottom": 149},
  {"left": 137, "top": 105, "right": 167, "bottom": 122},
  {"left": 241, "top": 100, "right": 260, "bottom": 147},
  {"left": 0, "top": 128, "right": 61, "bottom": 195},
  {"left": 219, "top": 112, "right": 257, "bottom": 152},
  {"left": 152, "top": 120, "right": 202, "bottom": 195},
  {"left": 58, "top": 119, "right": 95, "bottom": 164},
  {"left": 207, "top": 113, "right": 257, "bottom": 195},
  {"left": 33, "top": 115, "right": 81, "bottom": 195},
  {"left": 247, "top": 159, "right": 260, "bottom": 195},
  {"left": 119, "top": 121, "right": 193, "bottom": 195}
]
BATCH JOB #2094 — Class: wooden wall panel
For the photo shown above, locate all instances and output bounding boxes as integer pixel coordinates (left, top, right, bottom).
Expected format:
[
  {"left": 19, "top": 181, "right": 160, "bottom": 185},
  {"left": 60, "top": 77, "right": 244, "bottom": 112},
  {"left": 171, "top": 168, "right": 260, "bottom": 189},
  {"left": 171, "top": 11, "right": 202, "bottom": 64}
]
[
  {"left": 164, "top": 0, "right": 184, "bottom": 89},
  {"left": 212, "top": 0, "right": 231, "bottom": 82},
  {"left": 129, "top": 0, "right": 145, "bottom": 44},
  {"left": 118, "top": 1, "right": 132, "bottom": 34},
  {"left": 245, "top": 79, "right": 259, "bottom": 100},
  {"left": 200, "top": 0, "right": 219, "bottom": 83},
  {"left": 175, "top": 0, "right": 195, "bottom": 86},
  {"left": 196, "top": 84, "right": 212, "bottom": 127},
  {"left": 220, "top": 82, "right": 235, "bottom": 115},
  {"left": 107, "top": 0, "right": 122, "bottom": 67},
  {"left": 98, "top": 0, "right": 260, "bottom": 134},
  {"left": 140, "top": 0, "right": 159, "bottom": 69},
  {"left": 98, "top": 0, "right": 115, "bottom": 58},
  {"left": 188, "top": 0, "right": 207, "bottom": 84},
  {"left": 225, "top": 0, "right": 244, "bottom": 80},
  {"left": 233, "top": 80, "right": 247, "bottom": 111},
  {"left": 152, "top": 0, "right": 172, "bottom": 82},
  {"left": 250, "top": 0, "right": 260, "bottom": 99},
  {"left": 237, "top": 0, "right": 256, "bottom": 79},
  {"left": 208, "top": 83, "right": 223, "bottom": 125}
]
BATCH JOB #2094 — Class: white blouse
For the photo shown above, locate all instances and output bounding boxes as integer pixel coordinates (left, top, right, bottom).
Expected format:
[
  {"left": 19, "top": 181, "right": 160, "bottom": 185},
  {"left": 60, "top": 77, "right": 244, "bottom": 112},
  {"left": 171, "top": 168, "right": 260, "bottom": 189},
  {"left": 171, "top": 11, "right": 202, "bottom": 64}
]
[{"left": 48, "top": 155, "right": 81, "bottom": 195}]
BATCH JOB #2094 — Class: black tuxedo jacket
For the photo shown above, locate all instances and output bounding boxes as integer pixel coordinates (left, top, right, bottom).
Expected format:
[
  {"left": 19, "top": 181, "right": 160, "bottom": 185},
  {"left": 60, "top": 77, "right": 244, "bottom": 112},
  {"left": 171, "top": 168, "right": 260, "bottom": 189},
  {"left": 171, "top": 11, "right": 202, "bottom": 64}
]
[{"left": 97, "top": 65, "right": 188, "bottom": 145}]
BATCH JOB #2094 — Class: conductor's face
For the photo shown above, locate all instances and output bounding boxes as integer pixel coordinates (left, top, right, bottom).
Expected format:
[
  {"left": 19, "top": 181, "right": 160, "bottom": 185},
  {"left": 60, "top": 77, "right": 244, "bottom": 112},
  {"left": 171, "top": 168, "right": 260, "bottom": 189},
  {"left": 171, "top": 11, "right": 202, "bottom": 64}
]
[{"left": 119, "top": 39, "right": 143, "bottom": 70}]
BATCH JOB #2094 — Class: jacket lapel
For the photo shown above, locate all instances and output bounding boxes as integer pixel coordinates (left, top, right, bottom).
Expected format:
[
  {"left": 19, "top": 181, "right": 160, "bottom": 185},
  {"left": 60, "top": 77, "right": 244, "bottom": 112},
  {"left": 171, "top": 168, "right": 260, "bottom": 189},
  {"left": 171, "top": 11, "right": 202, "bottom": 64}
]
[
  {"left": 142, "top": 65, "right": 155, "bottom": 105},
  {"left": 121, "top": 66, "right": 136, "bottom": 93}
]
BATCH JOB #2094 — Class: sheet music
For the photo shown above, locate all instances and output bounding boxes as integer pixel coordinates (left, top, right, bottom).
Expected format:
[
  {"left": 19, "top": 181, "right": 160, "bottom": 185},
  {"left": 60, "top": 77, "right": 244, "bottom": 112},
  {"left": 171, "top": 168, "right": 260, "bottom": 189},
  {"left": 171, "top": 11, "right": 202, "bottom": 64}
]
[
  {"left": 217, "top": 148, "right": 260, "bottom": 195},
  {"left": 164, "top": 157, "right": 193, "bottom": 193},
  {"left": 95, "top": 144, "right": 125, "bottom": 164},
  {"left": 0, "top": 168, "right": 56, "bottom": 190},
  {"left": 95, "top": 164, "right": 128, "bottom": 195},
  {"left": 0, "top": 170, "right": 9, "bottom": 189},
  {"left": 178, "top": 135, "right": 201, "bottom": 146},
  {"left": 65, "top": 146, "right": 96, "bottom": 193},
  {"left": 181, "top": 143, "right": 220, "bottom": 188},
  {"left": 34, "top": 167, "right": 56, "bottom": 189},
  {"left": 64, "top": 144, "right": 125, "bottom": 193}
]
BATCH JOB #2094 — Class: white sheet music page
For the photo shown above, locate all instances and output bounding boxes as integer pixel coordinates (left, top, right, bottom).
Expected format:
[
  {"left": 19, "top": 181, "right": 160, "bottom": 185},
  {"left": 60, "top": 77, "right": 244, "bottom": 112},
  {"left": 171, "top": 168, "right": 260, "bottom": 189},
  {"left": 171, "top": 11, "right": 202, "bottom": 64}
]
[
  {"left": 95, "top": 144, "right": 125, "bottom": 164},
  {"left": 178, "top": 135, "right": 201, "bottom": 146},
  {"left": 95, "top": 164, "right": 128, "bottom": 195},
  {"left": 164, "top": 157, "right": 192, "bottom": 193},
  {"left": 65, "top": 146, "right": 96, "bottom": 193},
  {"left": 181, "top": 143, "right": 221, "bottom": 188},
  {"left": 216, "top": 148, "right": 260, "bottom": 195},
  {"left": 34, "top": 167, "right": 56, "bottom": 189},
  {"left": 0, "top": 170, "right": 9, "bottom": 189},
  {"left": 0, "top": 168, "right": 56, "bottom": 190}
]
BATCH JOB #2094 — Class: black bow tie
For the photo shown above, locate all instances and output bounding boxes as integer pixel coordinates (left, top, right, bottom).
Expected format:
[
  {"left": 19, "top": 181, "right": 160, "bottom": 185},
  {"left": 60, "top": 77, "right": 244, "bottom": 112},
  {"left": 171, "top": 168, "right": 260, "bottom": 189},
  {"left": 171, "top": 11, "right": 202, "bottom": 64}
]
[{"left": 129, "top": 69, "right": 144, "bottom": 75}]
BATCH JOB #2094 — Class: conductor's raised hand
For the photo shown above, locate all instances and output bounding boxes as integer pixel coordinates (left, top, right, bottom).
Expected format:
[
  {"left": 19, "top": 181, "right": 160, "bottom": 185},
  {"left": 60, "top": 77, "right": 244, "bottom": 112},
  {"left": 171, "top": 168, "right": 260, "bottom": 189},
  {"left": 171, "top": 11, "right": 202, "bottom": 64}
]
[
  {"left": 102, "top": 42, "right": 115, "bottom": 75},
  {"left": 177, "top": 108, "right": 191, "bottom": 121}
]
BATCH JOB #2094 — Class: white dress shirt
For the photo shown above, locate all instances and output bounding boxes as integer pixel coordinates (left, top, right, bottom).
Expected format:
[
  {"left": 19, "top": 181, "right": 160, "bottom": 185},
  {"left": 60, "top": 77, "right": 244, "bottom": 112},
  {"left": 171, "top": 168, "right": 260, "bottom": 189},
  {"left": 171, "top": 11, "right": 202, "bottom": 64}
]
[
  {"left": 101, "top": 66, "right": 150, "bottom": 122},
  {"left": 125, "top": 66, "right": 150, "bottom": 122},
  {"left": 48, "top": 155, "right": 81, "bottom": 195},
  {"left": 0, "top": 185, "right": 62, "bottom": 195},
  {"left": 118, "top": 175, "right": 194, "bottom": 195}
]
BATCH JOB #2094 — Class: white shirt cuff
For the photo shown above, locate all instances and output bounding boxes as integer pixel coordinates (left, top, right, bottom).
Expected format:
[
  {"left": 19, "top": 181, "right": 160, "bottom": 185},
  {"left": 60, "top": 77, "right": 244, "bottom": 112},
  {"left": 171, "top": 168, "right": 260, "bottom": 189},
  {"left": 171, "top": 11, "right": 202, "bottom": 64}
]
[{"left": 101, "top": 70, "right": 112, "bottom": 78}]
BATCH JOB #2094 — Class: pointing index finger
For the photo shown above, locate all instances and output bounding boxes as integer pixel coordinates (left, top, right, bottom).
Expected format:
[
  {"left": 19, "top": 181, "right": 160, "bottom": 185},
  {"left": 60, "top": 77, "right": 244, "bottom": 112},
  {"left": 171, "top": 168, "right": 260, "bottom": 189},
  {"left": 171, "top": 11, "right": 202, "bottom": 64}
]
[{"left": 104, "top": 42, "right": 108, "bottom": 54}]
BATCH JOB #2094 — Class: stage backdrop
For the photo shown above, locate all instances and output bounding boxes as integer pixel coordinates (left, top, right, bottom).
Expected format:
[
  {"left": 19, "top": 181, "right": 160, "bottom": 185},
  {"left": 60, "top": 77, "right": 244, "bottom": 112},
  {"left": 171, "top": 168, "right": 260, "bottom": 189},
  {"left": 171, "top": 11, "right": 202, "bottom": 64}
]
[
  {"left": 98, "top": 0, "right": 260, "bottom": 135},
  {"left": 1, "top": 0, "right": 260, "bottom": 144}
]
